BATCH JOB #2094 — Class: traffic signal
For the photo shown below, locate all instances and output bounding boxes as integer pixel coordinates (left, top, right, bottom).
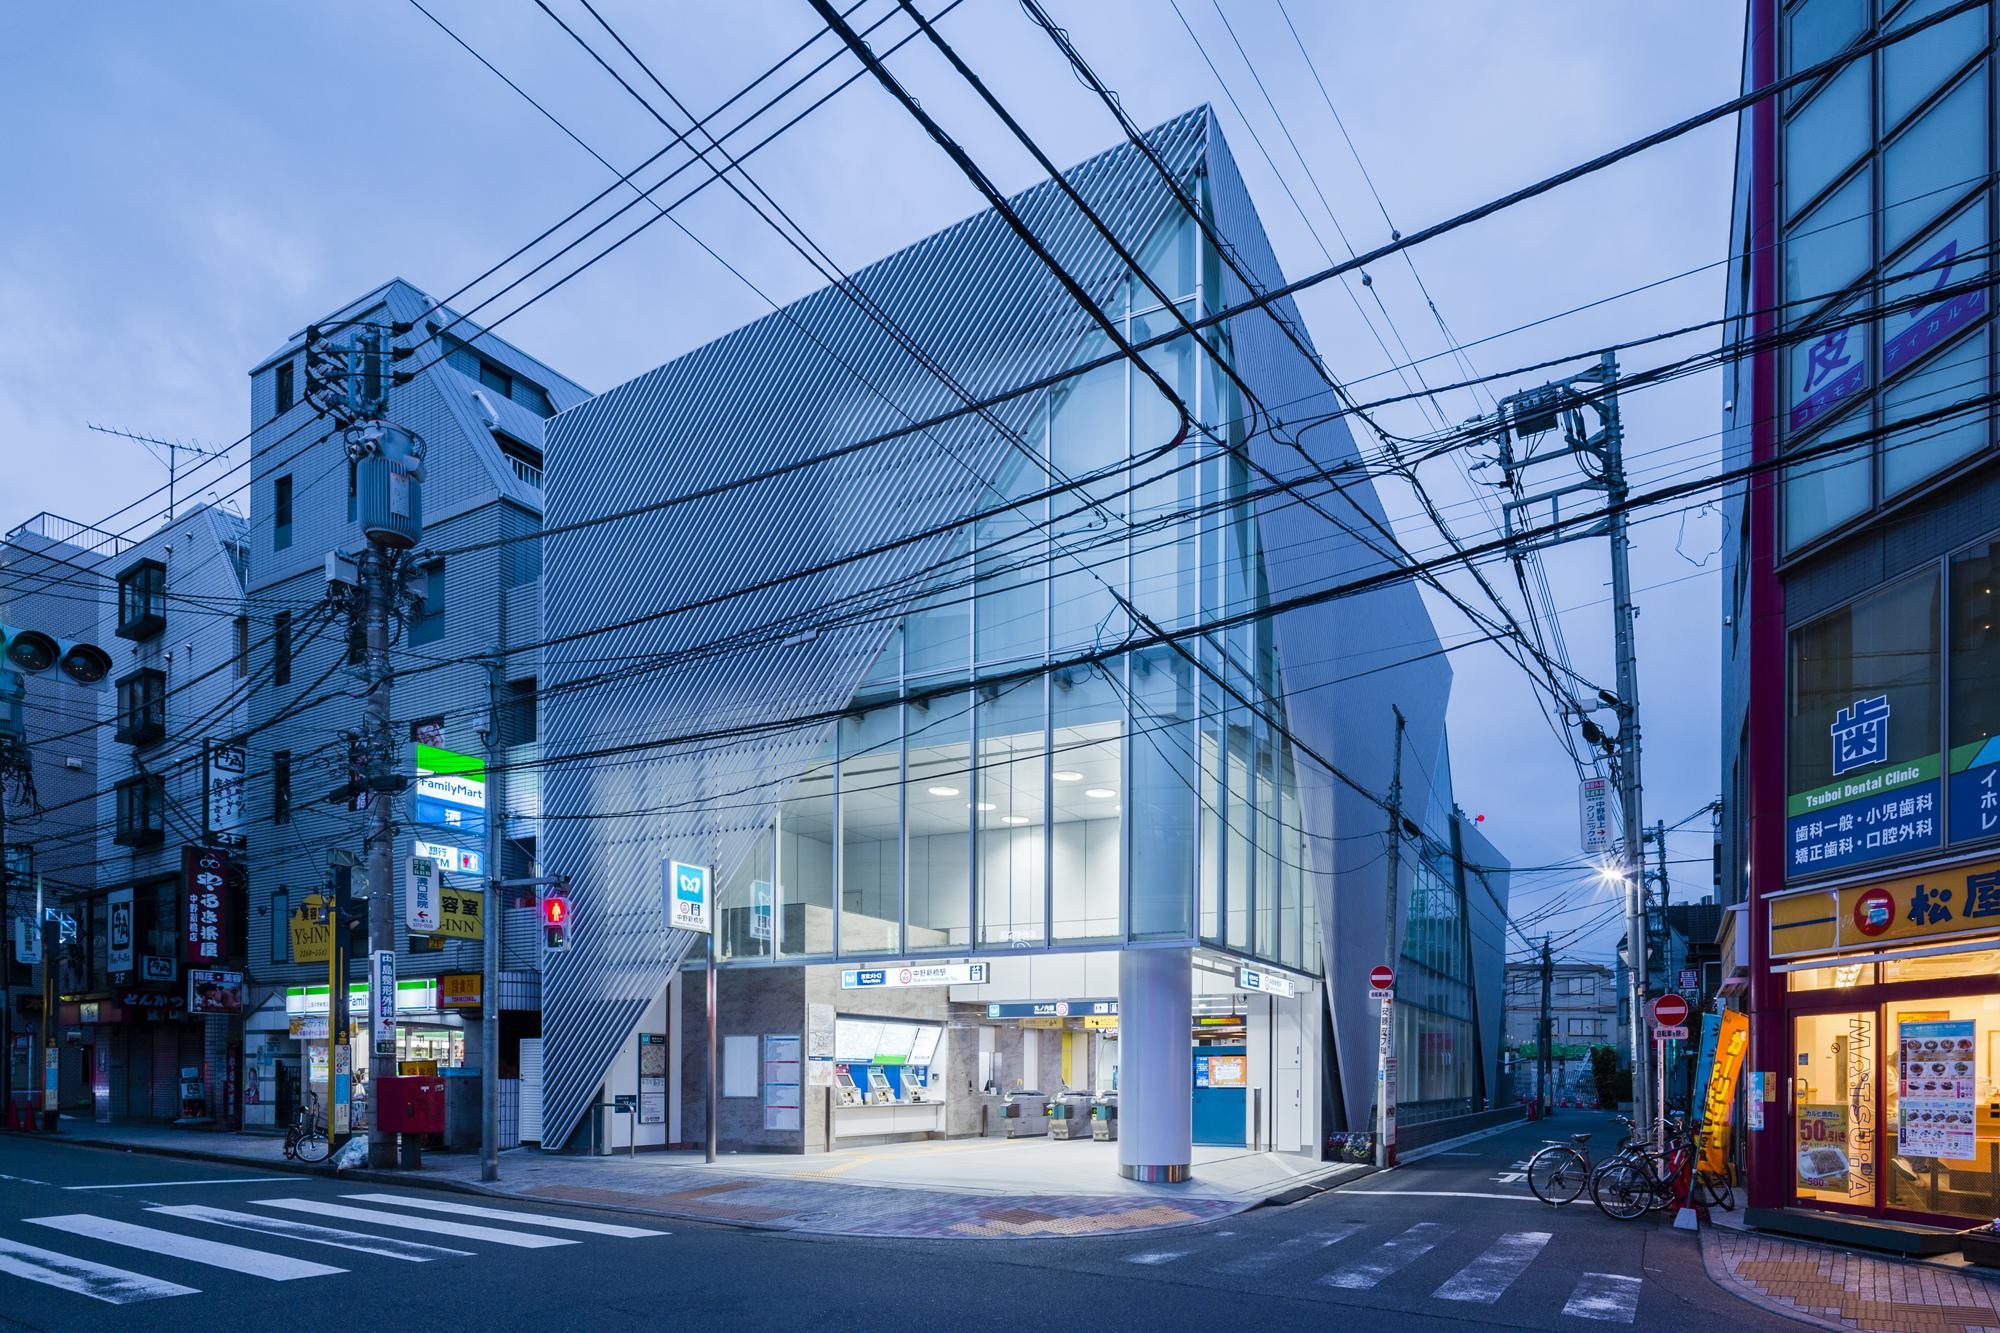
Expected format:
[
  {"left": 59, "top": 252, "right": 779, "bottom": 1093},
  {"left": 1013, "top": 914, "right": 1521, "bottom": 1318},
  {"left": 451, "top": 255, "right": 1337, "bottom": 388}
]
[
  {"left": 1, "top": 625, "right": 113, "bottom": 688},
  {"left": 540, "top": 889, "right": 570, "bottom": 953}
]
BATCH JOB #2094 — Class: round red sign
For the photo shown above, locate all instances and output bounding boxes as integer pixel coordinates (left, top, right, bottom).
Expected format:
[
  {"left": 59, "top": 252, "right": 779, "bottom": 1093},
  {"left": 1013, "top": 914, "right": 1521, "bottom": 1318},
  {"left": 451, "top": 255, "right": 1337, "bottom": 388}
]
[
  {"left": 1650, "top": 994, "right": 1690, "bottom": 1027},
  {"left": 1369, "top": 965, "right": 1395, "bottom": 991},
  {"left": 1853, "top": 887, "right": 1896, "bottom": 937}
]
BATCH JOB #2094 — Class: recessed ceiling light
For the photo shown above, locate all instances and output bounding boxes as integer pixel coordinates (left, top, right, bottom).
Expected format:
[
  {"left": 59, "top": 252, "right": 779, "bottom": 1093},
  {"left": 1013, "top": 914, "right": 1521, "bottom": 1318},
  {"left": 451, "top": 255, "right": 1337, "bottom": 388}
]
[
  {"left": 927, "top": 785, "right": 961, "bottom": 797},
  {"left": 1084, "top": 787, "right": 1117, "bottom": 799},
  {"left": 973, "top": 802, "right": 996, "bottom": 812},
  {"left": 1052, "top": 770, "right": 1084, "bottom": 782},
  {"left": 1002, "top": 815, "right": 1032, "bottom": 825}
]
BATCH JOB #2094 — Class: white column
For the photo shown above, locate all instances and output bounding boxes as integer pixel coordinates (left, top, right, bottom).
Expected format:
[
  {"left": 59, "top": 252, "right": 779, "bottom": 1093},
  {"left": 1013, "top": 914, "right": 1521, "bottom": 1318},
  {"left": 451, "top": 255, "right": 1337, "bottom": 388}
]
[{"left": 1119, "top": 946, "right": 1192, "bottom": 1182}]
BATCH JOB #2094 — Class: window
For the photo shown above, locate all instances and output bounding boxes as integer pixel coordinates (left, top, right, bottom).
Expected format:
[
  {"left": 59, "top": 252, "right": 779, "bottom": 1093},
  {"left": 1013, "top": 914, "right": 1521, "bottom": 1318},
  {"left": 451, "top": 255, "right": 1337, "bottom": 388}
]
[
  {"left": 114, "top": 668, "right": 166, "bottom": 746},
  {"left": 274, "top": 360, "right": 294, "bottom": 416},
  {"left": 1882, "top": 66, "right": 1986, "bottom": 254},
  {"left": 410, "top": 716, "right": 445, "bottom": 747},
  {"left": 493, "top": 431, "right": 544, "bottom": 488},
  {"left": 1567, "top": 1018, "right": 1601, "bottom": 1038},
  {"left": 273, "top": 611, "right": 291, "bottom": 687},
  {"left": 273, "top": 474, "right": 293, "bottom": 550},
  {"left": 272, "top": 750, "right": 291, "bottom": 825},
  {"left": 409, "top": 559, "right": 444, "bottom": 645},
  {"left": 1881, "top": 324, "right": 1989, "bottom": 494},
  {"left": 1883, "top": 0, "right": 1987, "bottom": 131},
  {"left": 1784, "top": 165, "right": 1871, "bottom": 321},
  {"left": 234, "top": 616, "right": 250, "bottom": 678},
  {"left": 271, "top": 888, "right": 290, "bottom": 963},
  {"left": 500, "top": 677, "right": 537, "bottom": 745},
  {"left": 1787, "top": 0, "right": 1865, "bottom": 79},
  {"left": 1787, "top": 570, "right": 1942, "bottom": 876},
  {"left": 114, "top": 773, "right": 165, "bottom": 847},
  {"left": 114, "top": 558, "right": 166, "bottom": 641},
  {"left": 1786, "top": 59, "right": 1869, "bottom": 219},
  {"left": 478, "top": 359, "right": 512, "bottom": 398},
  {"left": 1949, "top": 539, "right": 2000, "bottom": 846},
  {"left": 1565, "top": 976, "right": 1594, "bottom": 996}
]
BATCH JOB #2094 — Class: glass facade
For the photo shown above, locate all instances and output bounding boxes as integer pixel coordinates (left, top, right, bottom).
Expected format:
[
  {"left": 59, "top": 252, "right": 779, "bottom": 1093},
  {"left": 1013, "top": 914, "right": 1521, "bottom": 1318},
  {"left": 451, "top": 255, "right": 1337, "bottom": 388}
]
[
  {"left": 1394, "top": 764, "right": 1482, "bottom": 1120},
  {"left": 713, "top": 206, "right": 1320, "bottom": 975},
  {"left": 1778, "top": 0, "right": 1995, "bottom": 552}
]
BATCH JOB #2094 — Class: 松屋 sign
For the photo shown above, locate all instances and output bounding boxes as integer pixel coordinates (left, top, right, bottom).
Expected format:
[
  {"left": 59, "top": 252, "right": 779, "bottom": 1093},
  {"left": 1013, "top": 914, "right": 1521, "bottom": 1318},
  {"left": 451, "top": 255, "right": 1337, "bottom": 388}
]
[{"left": 1769, "top": 856, "right": 2000, "bottom": 957}]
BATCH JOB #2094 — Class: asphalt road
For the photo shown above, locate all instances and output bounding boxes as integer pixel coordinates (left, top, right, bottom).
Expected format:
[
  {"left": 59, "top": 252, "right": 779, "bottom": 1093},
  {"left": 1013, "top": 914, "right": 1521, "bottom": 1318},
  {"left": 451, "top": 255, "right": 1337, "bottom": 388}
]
[{"left": 0, "top": 1115, "right": 1792, "bottom": 1332}]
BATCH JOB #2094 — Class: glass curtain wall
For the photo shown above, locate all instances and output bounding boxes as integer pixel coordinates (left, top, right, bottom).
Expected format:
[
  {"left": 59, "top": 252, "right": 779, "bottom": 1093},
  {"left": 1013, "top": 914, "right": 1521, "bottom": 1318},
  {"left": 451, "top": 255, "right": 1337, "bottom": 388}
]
[
  {"left": 1778, "top": 0, "right": 1995, "bottom": 552},
  {"left": 1396, "top": 844, "right": 1482, "bottom": 1121},
  {"left": 716, "top": 201, "right": 1319, "bottom": 974}
]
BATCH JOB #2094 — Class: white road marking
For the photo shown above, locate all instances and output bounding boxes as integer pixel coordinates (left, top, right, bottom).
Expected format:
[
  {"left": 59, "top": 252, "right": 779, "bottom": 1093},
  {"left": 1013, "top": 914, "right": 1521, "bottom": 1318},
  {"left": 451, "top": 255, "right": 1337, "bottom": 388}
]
[
  {"left": 1563, "top": 1272, "right": 1642, "bottom": 1323},
  {"left": 1125, "top": 1250, "right": 1190, "bottom": 1265},
  {"left": 1219, "top": 1223, "right": 1367, "bottom": 1275},
  {"left": 1433, "top": 1230, "right": 1552, "bottom": 1303},
  {"left": 1340, "top": 1190, "right": 1539, "bottom": 1201},
  {"left": 0, "top": 1234, "right": 198, "bottom": 1304},
  {"left": 0, "top": 1172, "right": 53, "bottom": 1186},
  {"left": 1321, "top": 1221, "right": 1449, "bottom": 1290},
  {"left": 340, "top": 1193, "right": 666, "bottom": 1238},
  {"left": 65, "top": 1177, "right": 274, "bottom": 1191},
  {"left": 1491, "top": 1171, "right": 1527, "bottom": 1184},
  {"left": 249, "top": 1198, "right": 575, "bottom": 1248},
  {"left": 147, "top": 1204, "right": 472, "bottom": 1262},
  {"left": 26, "top": 1215, "right": 343, "bottom": 1281}
]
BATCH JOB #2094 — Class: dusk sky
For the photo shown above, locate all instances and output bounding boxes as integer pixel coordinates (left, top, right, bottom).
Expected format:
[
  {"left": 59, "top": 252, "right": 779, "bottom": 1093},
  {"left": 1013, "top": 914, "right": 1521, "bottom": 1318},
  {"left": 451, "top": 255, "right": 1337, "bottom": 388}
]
[{"left": 0, "top": 1, "right": 1747, "bottom": 962}]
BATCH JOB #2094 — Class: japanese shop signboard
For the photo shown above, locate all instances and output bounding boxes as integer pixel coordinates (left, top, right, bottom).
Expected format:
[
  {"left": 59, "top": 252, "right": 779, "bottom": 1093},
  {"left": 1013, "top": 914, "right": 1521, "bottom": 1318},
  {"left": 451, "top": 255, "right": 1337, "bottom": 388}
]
[
  {"left": 181, "top": 846, "right": 231, "bottom": 967},
  {"left": 1787, "top": 693, "right": 1942, "bottom": 875},
  {"left": 1769, "top": 856, "right": 2000, "bottom": 958}
]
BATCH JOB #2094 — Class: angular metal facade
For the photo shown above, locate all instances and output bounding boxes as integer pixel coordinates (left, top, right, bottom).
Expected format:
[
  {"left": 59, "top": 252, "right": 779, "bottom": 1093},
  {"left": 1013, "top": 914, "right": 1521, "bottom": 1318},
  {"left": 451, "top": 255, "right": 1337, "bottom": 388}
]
[{"left": 540, "top": 109, "right": 1493, "bottom": 1147}]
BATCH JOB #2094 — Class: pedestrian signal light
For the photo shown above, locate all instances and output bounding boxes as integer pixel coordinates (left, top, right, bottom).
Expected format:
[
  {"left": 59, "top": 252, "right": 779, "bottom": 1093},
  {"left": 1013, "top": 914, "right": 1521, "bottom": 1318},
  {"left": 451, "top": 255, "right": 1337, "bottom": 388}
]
[{"left": 541, "top": 891, "right": 570, "bottom": 952}]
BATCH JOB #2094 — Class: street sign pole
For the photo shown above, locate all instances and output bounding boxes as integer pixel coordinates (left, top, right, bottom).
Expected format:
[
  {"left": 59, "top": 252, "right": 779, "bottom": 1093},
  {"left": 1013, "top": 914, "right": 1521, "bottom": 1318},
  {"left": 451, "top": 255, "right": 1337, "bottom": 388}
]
[{"left": 664, "top": 860, "right": 715, "bottom": 1164}]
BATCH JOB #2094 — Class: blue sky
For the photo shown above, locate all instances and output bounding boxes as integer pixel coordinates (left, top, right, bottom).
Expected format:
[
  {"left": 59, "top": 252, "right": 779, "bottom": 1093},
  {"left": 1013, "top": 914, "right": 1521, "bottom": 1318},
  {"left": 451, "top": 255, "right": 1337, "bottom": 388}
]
[{"left": 0, "top": 1, "right": 1747, "bottom": 959}]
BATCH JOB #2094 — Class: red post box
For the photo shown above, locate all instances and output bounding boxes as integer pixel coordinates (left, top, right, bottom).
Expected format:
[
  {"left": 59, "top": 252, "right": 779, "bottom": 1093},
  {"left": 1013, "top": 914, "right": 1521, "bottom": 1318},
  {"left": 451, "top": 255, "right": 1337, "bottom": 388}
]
[{"left": 374, "top": 1075, "right": 447, "bottom": 1134}]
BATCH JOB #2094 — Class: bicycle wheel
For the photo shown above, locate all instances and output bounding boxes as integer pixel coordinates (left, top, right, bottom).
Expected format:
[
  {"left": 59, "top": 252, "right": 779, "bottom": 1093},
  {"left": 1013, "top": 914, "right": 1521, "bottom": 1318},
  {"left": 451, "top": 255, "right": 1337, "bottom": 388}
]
[
  {"left": 293, "top": 1129, "right": 329, "bottom": 1164},
  {"left": 1528, "top": 1146, "right": 1589, "bottom": 1206},
  {"left": 1592, "top": 1161, "right": 1654, "bottom": 1220},
  {"left": 1695, "top": 1171, "right": 1733, "bottom": 1211}
]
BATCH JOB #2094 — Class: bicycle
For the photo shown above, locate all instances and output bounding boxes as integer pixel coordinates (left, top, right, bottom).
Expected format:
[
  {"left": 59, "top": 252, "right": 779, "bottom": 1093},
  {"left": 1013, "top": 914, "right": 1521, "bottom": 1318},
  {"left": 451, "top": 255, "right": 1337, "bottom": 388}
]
[
  {"left": 1592, "top": 1116, "right": 1699, "bottom": 1220},
  {"left": 284, "top": 1093, "right": 328, "bottom": 1163},
  {"left": 1526, "top": 1116, "right": 1641, "bottom": 1206}
]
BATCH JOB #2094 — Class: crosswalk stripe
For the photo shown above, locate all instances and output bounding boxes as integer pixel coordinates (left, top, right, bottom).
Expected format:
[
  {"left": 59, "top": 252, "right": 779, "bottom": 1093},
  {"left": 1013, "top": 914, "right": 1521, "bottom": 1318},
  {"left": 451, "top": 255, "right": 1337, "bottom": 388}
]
[
  {"left": 1433, "top": 1231, "right": 1552, "bottom": 1303},
  {"left": 26, "top": 1215, "right": 344, "bottom": 1281},
  {"left": 1125, "top": 1250, "right": 1191, "bottom": 1265},
  {"left": 0, "top": 1234, "right": 198, "bottom": 1304},
  {"left": 147, "top": 1205, "right": 473, "bottom": 1262},
  {"left": 1563, "top": 1272, "right": 1642, "bottom": 1323},
  {"left": 249, "top": 1198, "right": 576, "bottom": 1249},
  {"left": 1219, "top": 1223, "right": 1368, "bottom": 1275},
  {"left": 339, "top": 1193, "right": 666, "bottom": 1238},
  {"left": 1320, "top": 1221, "right": 1449, "bottom": 1290}
]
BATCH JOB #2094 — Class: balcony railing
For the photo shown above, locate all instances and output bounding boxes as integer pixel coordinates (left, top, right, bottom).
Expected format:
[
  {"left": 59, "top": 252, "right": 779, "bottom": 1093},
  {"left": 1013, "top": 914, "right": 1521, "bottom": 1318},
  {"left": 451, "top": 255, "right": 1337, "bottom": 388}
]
[
  {"left": 508, "top": 455, "right": 544, "bottom": 489},
  {"left": 7, "top": 511, "right": 134, "bottom": 556}
]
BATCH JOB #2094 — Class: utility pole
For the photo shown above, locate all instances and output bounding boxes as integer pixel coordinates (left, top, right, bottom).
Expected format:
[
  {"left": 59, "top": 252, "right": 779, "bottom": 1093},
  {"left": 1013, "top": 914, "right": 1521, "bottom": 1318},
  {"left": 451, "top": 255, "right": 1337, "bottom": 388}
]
[
  {"left": 1496, "top": 350, "right": 1650, "bottom": 1140},
  {"left": 1539, "top": 937, "right": 1553, "bottom": 1118},
  {"left": 479, "top": 658, "right": 505, "bottom": 1183},
  {"left": 1376, "top": 708, "right": 1405, "bottom": 1170},
  {"left": 309, "top": 321, "right": 424, "bottom": 1170}
]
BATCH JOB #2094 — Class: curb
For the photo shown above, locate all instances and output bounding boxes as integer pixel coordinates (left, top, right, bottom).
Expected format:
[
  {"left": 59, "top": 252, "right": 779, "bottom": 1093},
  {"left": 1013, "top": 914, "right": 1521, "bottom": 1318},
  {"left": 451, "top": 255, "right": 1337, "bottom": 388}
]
[{"left": 8, "top": 1131, "right": 1278, "bottom": 1242}]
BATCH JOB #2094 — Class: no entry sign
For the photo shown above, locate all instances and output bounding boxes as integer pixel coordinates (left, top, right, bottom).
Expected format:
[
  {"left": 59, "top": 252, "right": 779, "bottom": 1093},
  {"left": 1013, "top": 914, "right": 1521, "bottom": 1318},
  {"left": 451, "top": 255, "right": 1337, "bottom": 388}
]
[
  {"left": 1369, "top": 965, "right": 1395, "bottom": 992},
  {"left": 1649, "top": 994, "right": 1690, "bottom": 1028}
]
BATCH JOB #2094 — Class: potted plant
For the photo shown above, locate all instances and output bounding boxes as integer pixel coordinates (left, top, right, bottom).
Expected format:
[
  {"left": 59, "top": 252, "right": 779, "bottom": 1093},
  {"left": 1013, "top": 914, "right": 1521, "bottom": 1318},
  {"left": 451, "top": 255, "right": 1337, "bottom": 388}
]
[{"left": 1959, "top": 1221, "right": 2000, "bottom": 1268}]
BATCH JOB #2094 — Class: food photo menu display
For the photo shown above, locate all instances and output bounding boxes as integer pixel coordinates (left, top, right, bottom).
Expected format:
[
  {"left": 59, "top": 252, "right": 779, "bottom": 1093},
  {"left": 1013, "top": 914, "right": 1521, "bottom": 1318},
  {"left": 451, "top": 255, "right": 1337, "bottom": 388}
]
[{"left": 1897, "top": 1018, "right": 1977, "bottom": 1158}]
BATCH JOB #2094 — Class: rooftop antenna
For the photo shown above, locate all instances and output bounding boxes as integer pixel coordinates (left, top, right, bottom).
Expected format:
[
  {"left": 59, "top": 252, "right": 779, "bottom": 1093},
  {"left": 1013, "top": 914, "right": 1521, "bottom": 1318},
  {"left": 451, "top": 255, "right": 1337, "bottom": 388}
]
[{"left": 86, "top": 424, "right": 233, "bottom": 522}]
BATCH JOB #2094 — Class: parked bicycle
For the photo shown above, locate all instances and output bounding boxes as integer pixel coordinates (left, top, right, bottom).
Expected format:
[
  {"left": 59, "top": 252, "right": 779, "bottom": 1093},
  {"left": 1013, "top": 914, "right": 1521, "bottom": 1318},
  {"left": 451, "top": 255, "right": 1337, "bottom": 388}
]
[
  {"left": 284, "top": 1092, "right": 328, "bottom": 1163},
  {"left": 1526, "top": 1115, "right": 1641, "bottom": 1206},
  {"left": 1592, "top": 1113, "right": 1730, "bottom": 1219}
]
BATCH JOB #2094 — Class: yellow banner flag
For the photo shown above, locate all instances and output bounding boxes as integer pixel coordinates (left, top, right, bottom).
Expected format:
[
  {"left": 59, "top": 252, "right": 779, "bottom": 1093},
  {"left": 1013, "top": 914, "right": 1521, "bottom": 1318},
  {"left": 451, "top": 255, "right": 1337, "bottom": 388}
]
[{"left": 1698, "top": 1009, "right": 1749, "bottom": 1177}]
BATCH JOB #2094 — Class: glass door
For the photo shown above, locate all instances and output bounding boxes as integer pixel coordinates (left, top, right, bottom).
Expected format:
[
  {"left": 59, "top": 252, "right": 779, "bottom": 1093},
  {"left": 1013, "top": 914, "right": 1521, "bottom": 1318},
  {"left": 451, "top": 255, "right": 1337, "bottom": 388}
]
[
  {"left": 1883, "top": 991, "right": 2000, "bottom": 1222},
  {"left": 1791, "top": 1009, "right": 1880, "bottom": 1210}
]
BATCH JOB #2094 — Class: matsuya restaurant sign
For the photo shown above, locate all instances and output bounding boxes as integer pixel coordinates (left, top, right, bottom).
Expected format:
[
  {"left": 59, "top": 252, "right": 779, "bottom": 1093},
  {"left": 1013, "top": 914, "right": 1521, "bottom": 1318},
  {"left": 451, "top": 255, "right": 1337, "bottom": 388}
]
[
  {"left": 1770, "top": 856, "right": 2000, "bottom": 958},
  {"left": 1787, "top": 692, "right": 1941, "bottom": 874},
  {"left": 181, "top": 846, "right": 232, "bottom": 966}
]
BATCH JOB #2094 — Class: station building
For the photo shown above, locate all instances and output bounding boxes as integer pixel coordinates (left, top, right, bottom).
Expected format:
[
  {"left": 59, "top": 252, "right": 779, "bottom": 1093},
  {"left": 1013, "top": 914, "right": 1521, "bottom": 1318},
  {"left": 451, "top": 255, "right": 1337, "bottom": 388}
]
[{"left": 536, "top": 108, "right": 1511, "bottom": 1181}]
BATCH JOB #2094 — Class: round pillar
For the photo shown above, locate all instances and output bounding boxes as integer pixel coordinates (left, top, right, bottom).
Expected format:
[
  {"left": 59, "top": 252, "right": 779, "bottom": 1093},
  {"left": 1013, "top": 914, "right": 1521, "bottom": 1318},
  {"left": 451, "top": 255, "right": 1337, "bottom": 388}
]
[{"left": 1118, "top": 946, "right": 1191, "bottom": 1182}]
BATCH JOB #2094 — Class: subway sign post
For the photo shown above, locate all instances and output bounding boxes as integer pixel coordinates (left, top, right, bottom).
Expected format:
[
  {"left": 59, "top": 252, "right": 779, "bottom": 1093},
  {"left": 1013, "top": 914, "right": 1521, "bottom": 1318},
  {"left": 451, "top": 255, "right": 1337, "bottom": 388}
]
[{"left": 663, "top": 860, "right": 714, "bottom": 1163}]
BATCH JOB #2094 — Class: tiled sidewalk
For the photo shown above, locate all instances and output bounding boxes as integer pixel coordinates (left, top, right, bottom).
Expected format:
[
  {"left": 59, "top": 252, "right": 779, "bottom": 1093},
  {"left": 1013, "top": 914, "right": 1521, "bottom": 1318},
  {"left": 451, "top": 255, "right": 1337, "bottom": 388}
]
[
  {"left": 1703, "top": 1228, "right": 2000, "bottom": 1333},
  {"left": 19, "top": 1119, "right": 1311, "bottom": 1240}
]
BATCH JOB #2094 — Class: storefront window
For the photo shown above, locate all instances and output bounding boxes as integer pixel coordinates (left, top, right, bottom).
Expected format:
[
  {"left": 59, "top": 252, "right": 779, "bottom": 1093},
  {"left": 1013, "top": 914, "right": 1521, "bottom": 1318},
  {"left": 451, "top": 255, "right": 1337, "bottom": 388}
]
[
  {"left": 1885, "top": 994, "right": 2000, "bottom": 1220},
  {"left": 1787, "top": 961, "right": 1878, "bottom": 991},
  {"left": 1787, "top": 569, "right": 1942, "bottom": 874},
  {"left": 839, "top": 704, "right": 901, "bottom": 955},
  {"left": 1882, "top": 67, "right": 1986, "bottom": 255},
  {"left": 1793, "top": 1009, "right": 1879, "bottom": 1207},
  {"left": 778, "top": 744, "right": 835, "bottom": 957},
  {"left": 975, "top": 680, "right": 1042, "bottom": 948},
  {"left": 1050, "top": 665, "right": 1121, "bottom": 942},
  {"left": 1128, "top": 646, "right": 1195, "bottom": 939},
  {"left": 1787, "top": 60, "right": 1870, "bottom": 219},
  {"left": 907, "top": 692, "right": 973, "bottom": 950},
  {"left": 1949, "top": 540, "right": 2000, "bottom": 844},
  {"left": 1882, "top": 324, "right": 1989, "bottom": 495}
]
